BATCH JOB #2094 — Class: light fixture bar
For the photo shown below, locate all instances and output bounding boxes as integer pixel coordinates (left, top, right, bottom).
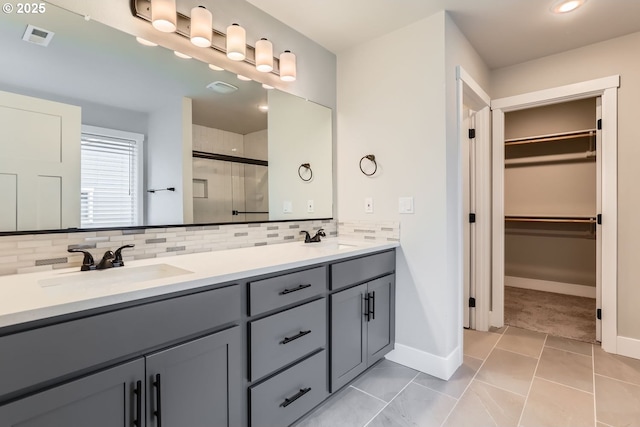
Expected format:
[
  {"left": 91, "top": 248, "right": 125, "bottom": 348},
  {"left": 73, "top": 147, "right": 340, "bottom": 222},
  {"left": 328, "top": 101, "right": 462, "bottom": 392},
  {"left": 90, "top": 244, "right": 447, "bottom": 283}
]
[{"left": 131, "top": 0, "right": 281, "bottom": 75}]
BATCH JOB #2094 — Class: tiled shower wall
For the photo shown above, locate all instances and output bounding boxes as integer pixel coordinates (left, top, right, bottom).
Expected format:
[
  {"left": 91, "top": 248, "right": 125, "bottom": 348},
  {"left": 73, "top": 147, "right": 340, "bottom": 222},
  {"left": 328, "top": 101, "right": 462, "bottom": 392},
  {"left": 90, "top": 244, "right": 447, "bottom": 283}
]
[{"left": 0, "top": 220, "right": 336, "bottom": 276}]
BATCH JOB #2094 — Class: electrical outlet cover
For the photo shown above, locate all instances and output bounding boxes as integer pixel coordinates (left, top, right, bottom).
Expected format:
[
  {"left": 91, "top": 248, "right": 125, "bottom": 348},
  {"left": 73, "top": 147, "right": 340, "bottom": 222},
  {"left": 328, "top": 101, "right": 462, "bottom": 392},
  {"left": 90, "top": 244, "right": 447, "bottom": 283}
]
[
  {"left": 283, "top": 201, "right": 293, "bottom": 213},
  {"left": 365, "top": 197, "right": 374, "bottom": 213}
]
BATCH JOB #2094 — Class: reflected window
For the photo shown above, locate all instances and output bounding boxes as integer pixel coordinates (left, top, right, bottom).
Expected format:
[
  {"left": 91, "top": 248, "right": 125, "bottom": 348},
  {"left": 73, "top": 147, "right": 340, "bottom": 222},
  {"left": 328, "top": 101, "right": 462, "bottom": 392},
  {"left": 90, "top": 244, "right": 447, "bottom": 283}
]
[{"left": 80, "top": 125, "right": 144, "bottom": 228}]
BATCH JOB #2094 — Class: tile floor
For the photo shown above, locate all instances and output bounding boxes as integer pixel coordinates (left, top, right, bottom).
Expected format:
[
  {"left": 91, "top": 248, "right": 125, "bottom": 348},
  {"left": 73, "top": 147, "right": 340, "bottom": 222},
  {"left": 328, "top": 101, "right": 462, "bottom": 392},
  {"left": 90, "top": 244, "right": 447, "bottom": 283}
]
[{"left": 294, "top": 326, "right": 640, "bottom": 427}]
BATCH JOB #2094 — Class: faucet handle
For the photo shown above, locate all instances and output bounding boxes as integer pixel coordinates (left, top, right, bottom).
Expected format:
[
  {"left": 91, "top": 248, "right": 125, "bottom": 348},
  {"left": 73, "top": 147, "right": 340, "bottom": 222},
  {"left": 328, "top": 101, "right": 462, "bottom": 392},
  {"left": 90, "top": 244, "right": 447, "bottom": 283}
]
[
  {"left": 317, "top": 228, "right": 326, "bottom": 237},
  {"left": 67, "top": 248, "right": 96, "bottom": 271},
  {"left": 114, "top": 244, "right": 135, "bottom": 267}
]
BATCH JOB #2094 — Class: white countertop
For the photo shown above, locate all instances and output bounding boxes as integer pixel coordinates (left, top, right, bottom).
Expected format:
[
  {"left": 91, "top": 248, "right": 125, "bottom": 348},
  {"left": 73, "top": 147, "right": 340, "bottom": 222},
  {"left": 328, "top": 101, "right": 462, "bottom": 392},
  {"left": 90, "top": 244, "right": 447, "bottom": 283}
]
[{"left": 0, "top": 238, "right": 398, "bottom": 329}]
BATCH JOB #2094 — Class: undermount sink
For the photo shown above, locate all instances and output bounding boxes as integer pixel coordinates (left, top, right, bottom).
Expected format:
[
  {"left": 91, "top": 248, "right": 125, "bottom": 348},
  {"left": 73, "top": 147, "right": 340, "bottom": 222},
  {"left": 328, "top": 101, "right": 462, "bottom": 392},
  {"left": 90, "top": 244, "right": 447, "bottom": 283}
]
[
  {"left": 38, "top": 264, "right": 193, "bottom": 288},
  {"left": 301, "top": 242, "right": 358, "bottom": 250}
]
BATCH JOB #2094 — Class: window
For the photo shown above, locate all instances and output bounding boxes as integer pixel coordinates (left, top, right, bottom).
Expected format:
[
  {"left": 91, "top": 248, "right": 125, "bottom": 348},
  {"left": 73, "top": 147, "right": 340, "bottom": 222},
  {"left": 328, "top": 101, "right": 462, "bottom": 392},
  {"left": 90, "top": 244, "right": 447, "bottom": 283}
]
[{"left": 80, "top": 125, "right": 144, "bottom": 228}]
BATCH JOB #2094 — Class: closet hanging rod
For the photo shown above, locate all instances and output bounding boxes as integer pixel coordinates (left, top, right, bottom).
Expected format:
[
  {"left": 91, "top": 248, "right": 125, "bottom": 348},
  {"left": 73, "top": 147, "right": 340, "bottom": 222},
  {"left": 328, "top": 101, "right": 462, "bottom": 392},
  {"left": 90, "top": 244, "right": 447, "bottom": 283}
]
[
  {"left": 505, "top": 215, "right": 596, "bottom": 224},
  {"left": 504, "top": 129, "right": 596, "bottom": 146},
  {"left": 505, "top": 150, "right": 596, "bottom": 166}
]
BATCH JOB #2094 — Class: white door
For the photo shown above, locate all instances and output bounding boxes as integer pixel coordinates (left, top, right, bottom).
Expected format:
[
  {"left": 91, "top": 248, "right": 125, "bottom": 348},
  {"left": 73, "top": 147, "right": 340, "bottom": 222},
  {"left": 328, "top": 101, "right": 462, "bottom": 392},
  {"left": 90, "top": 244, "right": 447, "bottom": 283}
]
[
  {"left": 0, "top": 90, "right": 81, "bottom": 231},
  {"left": 463, "top": 109, "right": 477, "bottom": 329}
]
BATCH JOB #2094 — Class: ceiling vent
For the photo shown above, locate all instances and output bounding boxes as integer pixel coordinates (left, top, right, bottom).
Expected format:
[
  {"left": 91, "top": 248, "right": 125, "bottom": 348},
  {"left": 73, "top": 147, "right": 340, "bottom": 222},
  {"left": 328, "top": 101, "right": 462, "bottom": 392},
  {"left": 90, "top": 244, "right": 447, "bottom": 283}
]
[
  {"left": 206, "top": 81, "right": 238, "bottom": 94},
  {"left": 22, "top": 24, "right": 55, "bottom": 47}
]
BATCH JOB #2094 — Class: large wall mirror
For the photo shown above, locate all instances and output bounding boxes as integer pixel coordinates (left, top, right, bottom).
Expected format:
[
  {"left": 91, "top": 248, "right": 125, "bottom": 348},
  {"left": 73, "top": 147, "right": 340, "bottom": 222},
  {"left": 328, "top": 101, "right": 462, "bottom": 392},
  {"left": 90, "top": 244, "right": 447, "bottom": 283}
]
[{"left": 0, "top": 3, "right": 332, "bottom": 233}]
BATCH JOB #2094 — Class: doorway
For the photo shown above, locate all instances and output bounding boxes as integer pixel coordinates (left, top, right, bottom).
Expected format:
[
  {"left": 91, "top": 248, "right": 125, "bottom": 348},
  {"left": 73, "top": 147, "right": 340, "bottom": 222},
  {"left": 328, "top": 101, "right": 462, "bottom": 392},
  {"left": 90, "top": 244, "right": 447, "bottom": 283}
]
[{"left": 490, "top": 76, "right": 619, "bottom": 352}]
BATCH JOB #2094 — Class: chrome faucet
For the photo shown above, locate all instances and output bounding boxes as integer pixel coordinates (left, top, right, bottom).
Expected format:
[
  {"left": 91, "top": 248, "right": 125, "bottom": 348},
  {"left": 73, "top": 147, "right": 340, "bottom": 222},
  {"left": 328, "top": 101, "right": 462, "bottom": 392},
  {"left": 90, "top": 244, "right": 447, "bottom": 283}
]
[
  {"left": 68, "top": 244, "right": 135, "bottom": 271},
  {"left": 300, "top": 229, "right": 326, "bottom": 243}
]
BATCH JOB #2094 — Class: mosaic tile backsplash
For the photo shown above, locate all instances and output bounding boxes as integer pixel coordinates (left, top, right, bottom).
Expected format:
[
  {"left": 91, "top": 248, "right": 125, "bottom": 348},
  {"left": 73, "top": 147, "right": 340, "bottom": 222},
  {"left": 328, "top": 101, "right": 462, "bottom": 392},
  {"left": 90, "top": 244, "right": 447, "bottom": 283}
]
[
  {"left": 338, "top": 220, "right": 400, "bottom": 242},
  {"left": 0, "top": 220, "right": 336, "bottom": 276}
]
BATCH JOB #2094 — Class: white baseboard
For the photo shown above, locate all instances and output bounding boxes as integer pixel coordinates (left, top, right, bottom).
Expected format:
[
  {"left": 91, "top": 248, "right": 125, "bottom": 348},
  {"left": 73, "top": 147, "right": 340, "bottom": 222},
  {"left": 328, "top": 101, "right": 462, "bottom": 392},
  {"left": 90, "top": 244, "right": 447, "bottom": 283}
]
[
  {"left": 505, "top": 276, "right": 596, "bottom": 299},
  {"left": 617, "top": 336, "right": 640, "bottom": 360},
  {"left": 385, "top": 344, "right": 461, "bottom": 380}
]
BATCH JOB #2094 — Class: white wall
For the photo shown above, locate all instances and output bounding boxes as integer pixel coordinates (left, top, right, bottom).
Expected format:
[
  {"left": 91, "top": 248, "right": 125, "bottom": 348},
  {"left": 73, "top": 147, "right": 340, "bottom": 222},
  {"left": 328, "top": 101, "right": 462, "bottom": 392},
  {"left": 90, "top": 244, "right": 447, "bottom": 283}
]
[
  {"left": 269, "top": 90, "right": 332, "bottom": 220},
  {"left": 491, "top": 31, "right": 640, "bottom": 341},
  {"left": 146, "top": 97, "right": 191, "bottom": 225},
  {"left": 337, "top": 11, "right": 490, "bottom": 378}
]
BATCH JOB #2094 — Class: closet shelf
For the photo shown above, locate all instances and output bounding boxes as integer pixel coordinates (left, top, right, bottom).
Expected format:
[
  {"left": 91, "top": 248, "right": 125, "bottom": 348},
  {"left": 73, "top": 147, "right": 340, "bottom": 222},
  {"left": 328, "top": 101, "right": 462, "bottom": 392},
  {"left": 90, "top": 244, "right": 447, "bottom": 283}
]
[
  {"left": 505, "top": 215, "right": 596, "bottom": 224},
  {"left": 504, "top": 129, "right": 596, "bottom": 146}
]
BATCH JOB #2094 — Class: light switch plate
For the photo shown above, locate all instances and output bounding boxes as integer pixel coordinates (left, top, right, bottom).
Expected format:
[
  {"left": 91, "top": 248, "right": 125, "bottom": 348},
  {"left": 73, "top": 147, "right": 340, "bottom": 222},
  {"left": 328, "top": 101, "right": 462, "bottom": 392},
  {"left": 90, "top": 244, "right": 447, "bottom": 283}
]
[
  {"left": 283, "top": 201, "right": 292, "bottom": 213},
  {"left": 399, "top": 197, "right": 414, "bottom": 214},
  {"left": 307, "top": 199, "right": 314, "bottom": 213},
  {"left": 364, "top": 197, "right": 374, "bottom": 213}
]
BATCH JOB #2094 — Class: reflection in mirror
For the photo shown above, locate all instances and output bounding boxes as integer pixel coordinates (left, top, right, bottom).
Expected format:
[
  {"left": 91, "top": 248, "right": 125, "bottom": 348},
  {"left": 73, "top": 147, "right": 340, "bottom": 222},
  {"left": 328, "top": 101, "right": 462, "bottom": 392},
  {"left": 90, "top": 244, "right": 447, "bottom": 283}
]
[{"left": 0, "top": 3, "right": 332, "bottom": 233}]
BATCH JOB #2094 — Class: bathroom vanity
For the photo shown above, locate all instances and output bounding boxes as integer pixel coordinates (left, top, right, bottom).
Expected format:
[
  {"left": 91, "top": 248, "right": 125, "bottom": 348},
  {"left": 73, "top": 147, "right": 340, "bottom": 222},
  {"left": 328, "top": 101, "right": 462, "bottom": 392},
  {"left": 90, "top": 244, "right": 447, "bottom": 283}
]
[{"left": 0, "top": 240, "right": 396, "bottom": 427}]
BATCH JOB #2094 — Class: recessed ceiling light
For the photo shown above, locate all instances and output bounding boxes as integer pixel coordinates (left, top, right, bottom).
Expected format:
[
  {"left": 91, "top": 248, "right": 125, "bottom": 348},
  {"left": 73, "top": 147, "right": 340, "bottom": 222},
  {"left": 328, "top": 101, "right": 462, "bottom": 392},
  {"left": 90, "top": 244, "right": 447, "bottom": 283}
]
[
  {"left": 206, "top": 81, "right": 238, "bottom": 94},
  {"left": 208, "top": 64, "right": 224, "bottom": 71},
  {"left": 136, "top": 37, "right": 157, "bottom": 47},
  {"left": 174, "top": 51, "right": 192, "bottom": 59},
  {"left": 262, "top": 84, "right": 274, "bottom": 90},
  {"left": 237, "top": 74, "right": 252, "bottom": 81},
  {"left": 551, "top": 0, "right": 586, "bottom": 14},
  {"left": 258, "top": 104, "right": 268, "bottom": 112}
]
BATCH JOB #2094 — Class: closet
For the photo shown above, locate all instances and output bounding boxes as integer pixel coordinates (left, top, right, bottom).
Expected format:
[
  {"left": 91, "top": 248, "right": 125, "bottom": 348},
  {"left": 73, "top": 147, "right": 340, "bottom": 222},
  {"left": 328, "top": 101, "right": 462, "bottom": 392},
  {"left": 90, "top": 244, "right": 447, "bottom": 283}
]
[{"left": 503, "top": 98, "right": 599, "bottom": 343}]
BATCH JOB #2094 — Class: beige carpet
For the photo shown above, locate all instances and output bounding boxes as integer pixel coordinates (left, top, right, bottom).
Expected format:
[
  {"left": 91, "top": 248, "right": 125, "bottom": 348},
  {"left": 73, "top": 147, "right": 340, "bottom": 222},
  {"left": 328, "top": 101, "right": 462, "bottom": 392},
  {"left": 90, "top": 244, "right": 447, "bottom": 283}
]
[{"left": 504, "top": 286, "right": 596, "bottom": 343}]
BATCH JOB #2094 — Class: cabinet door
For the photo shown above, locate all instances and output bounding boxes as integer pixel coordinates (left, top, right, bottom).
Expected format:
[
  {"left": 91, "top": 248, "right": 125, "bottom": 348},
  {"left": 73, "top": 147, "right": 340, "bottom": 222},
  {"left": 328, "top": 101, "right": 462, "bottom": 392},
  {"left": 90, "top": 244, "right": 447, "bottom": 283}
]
[
  {"left": 330, "top": 283, "right": 367, "bottom": 392},
  {"left": 145, "top": 327, "right": 241, "bottom": 427},
  {"left": 367, "top": 275, "right": 395, "bottom": 364},
  {"left": 0, "top": 358, "right": 144, "bottom": 427}
]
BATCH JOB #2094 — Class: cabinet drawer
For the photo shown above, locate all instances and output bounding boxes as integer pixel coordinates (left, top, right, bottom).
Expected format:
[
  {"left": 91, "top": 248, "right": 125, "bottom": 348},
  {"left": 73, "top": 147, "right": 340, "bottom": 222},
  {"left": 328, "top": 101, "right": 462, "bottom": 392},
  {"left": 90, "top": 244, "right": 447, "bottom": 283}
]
[
  {"left": 331, "top": 250, "right": 395, "bottom": 290},
  {"left": 248, "top": 266, "right": 326, "bottom": 316},
  {"left": 0, "top": 284, "right": 240, "bottom": 401},
  {"left": 250, "top": 350, "right": 327, "bottom": 427},
  {"left": 250, "top": 298, "right": 326, "bottom": 381}
]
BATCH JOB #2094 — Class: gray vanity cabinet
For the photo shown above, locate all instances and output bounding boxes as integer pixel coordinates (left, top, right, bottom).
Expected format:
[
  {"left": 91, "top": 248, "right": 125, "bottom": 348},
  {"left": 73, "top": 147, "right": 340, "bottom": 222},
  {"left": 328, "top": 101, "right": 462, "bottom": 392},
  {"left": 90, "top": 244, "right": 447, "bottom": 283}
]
[
  {"left": 330, "top": 274, "right": 395, "bottom": 392},
  {"left": 0, "top": 358, "right": 145, "bottom": 427},
  {"left": 146, "top": 327, "right": 241, "bottom": 427}
]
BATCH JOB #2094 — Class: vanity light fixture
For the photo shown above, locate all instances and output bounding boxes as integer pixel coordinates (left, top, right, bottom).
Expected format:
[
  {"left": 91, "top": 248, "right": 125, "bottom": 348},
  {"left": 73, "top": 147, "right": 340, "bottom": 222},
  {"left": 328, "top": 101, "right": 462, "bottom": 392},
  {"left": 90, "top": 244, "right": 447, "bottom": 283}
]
[
  {"left": 208, "top": 64, "right": 224, "bottom": 71},
  {"left": 174, "top": 50, "right": 192, "bottom": 59},
  {"left": 190, "top": 6, "right": 212, "bottom": 47},
  {"left": 551, "top": 0, "right": 586, "bottom": 13},
  {"left": 136, "top": 37, "right": 158, "bottom": 46},
  {"left": 226, "top": 23, "right": 246, "bottom": 61},
  {"left": 255, "top": 38, "right": 274, "bottom": 72},
  {"left": 151, "top": 0, "right": 177, "bottom": 32},
  {"left": 279, "top": 50, "right": 297, "bottom": 82},
  {"left": 132, "top": 0, "right": 295, "bottom": 80},
  {"left": 237, "top": 74, "right": 252, "bottom": 81}
]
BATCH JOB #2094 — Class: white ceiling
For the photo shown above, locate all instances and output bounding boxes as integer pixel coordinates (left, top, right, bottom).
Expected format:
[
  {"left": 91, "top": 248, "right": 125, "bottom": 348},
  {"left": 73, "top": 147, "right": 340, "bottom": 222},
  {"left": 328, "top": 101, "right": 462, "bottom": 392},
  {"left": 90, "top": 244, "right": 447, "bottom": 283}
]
[{"left": 245, "top": 0, "right": 640, "bottom": 69}]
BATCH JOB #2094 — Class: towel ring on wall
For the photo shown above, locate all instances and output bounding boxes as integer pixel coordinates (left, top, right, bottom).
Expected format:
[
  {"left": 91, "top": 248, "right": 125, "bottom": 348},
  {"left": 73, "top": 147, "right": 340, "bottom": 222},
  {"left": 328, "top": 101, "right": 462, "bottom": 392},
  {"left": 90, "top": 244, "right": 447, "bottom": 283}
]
[
  {"left": 298, "top": 163, "right": 313, "bottom": 182},
  {"left": 359, "top": 155, "right": 377, "bottom": 176}
]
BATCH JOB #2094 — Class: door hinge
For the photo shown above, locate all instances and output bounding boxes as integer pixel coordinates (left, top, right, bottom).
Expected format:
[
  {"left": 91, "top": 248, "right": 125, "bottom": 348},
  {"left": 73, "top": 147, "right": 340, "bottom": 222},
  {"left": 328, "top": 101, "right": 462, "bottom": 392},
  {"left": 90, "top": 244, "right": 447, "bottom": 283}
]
[
  {"left": 469, "top": 213, "right": 476, "bottom": 223},
  {"left": 597, "top": 308, "right": 602, "bottom": 320},
  {"left": 597, "top": 119, "right": 602, "bottom": 130},
  {"left": 597, "top": 214, "right": 602, "bottom": 225},
  {"left": 469, "top": 297, "right": 476, "bottom": 308},
  {"left": 468, "top": 128, "right": 476, "bottom": 139}
]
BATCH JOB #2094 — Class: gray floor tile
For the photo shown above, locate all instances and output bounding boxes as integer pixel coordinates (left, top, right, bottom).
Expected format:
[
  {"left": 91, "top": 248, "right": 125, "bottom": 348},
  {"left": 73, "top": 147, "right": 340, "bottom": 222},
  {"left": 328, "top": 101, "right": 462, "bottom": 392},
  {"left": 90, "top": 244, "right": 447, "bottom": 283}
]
[
  {"left": 475, "top": 348, "right": 538, "bottom": 396},
  {"left": 490, "top": 326, "right": 508, "bottom": 335},
  {"left": 595, "top": 374, "right": 640, "bottom": 427},
  {"left": 352, "top": 359, "right": 418, "bottom": 403},
  {"left": 594, "top": 346, "right": 640, "bottom": 387},
  {"left": 443, "top": 380, "right": 525, "bottom": 427},
  {"left": 520, "top": 377, "right": 594, "bottom": 427},
  {"left": 367, "top": 382, "right": 456, "bottom": 427},
  {"left": 536, "top": 347, "right": 594, "bottom": 392},
  {"left": 496, "top": 326, "right": 546, "bottom": 358},
  {"left": 294, "top": 386, "right": 385, "bottom": 427},
  {"left": 413, "top": 356, "right": 482, "bottom": 399},
  {"left": 545, "top": 335, "right": 593, "bottom": 356},
  {"left": 464, "top": 329, "right": 501, "bottom": 360}
]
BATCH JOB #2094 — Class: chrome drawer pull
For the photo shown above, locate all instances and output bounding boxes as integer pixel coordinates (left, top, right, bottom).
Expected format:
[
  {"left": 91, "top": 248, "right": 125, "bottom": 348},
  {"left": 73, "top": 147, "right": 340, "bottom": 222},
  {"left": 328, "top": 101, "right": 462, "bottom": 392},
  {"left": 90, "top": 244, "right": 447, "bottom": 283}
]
[
  {"left": 280, "top": 284, "right": 312, "bottom": 295},
  {"left": 280, "top": 387, "right": 312, "bottom": 408},
  {"left": 280, "top": 330, "right": 311, "bottom": 345}
]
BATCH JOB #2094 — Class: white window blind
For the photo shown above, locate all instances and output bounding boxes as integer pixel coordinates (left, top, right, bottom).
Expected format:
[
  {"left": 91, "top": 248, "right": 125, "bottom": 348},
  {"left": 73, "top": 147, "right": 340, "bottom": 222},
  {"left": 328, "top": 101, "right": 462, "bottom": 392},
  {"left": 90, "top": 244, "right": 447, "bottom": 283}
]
[{"left": 80, "top": 127, "right": 143, "bottom": 228}]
